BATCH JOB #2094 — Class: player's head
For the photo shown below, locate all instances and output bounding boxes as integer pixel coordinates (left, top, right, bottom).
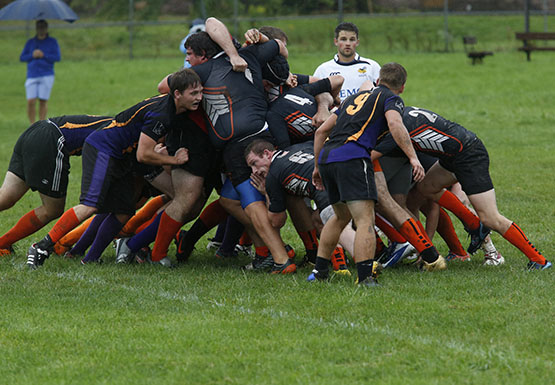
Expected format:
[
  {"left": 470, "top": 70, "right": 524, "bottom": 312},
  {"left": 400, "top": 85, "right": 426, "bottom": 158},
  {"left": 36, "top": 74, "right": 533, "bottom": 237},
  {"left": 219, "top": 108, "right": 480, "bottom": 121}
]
[
  {"left": 170, "top": 68, "right": 203, "bottom": 111},
  {"left": 245, "top": 139, "right": 276, "bottom": 177},
  {"left": 259, "top": 26, "right": 288, "bottom": 45},
  {"left": 334, "top": 22, "right": 358, "bottom": 39},
  {"left": 334, "top": 22, "right": 359, "bottom": 60},
  {"left": 377, "top": 63, "right": 407, "bottom": 93},
  {"left": 261, "top": 55, "right": 290, "bottom": 87},
  {"left": 184, "top": 31, "right": 222, "bottom": 65}
]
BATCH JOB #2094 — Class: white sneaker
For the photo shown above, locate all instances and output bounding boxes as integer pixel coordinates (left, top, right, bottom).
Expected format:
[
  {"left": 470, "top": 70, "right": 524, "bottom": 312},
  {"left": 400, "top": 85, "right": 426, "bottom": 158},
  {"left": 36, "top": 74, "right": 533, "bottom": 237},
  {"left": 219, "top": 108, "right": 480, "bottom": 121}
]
[
  {"left": 115, "top": 237, "right": 132, "bottom": 264},
  {"left": 149, "top": 256, "right": 173, "bottom": 268},
  {"left": 206, "top": 238, "right": 222, "bottom": 251},
  {"left": 483, "top": 251, "right": 505, "bottom": 266}
]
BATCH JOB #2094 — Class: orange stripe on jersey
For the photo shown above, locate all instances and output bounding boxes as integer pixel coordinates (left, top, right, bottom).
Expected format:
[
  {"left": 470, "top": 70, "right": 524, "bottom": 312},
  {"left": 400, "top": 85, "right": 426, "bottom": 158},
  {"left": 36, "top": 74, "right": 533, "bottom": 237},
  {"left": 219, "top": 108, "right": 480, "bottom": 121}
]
[
  {"left": 372, "top": 159, "right": 382, "bottom": 172},
  {"left": 112, "top": 101, "right": 159, "bottom": 128},
  {"left": 58, "top": 117, "right": 113, "bottom": 130},
  {"left": 346, "top": 91, "right": 381, "bottom": 143},
  {"left": 203, "top": 86, "right": 234, "bottom": 141}
]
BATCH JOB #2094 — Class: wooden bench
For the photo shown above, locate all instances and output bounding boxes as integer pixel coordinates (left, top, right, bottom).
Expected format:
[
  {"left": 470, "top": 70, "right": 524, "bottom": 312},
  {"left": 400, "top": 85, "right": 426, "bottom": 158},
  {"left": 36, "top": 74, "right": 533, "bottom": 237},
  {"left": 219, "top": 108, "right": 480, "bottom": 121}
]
[
  {"left": 462, "top": 36, "right": 493, "bottom": 65},
  {"left": 515, "top": 32, "right": 555, "bottom": 61}
]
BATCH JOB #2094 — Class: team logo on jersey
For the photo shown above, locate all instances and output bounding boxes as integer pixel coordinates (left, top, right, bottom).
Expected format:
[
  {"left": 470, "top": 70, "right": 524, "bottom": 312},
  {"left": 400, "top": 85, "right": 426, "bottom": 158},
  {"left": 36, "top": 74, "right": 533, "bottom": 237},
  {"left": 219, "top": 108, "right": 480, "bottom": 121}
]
[
  {"left": 358, "top": 67, "right": 367, "bottom": 74},
  {"left": 284, "top": 174, "right": 310, "bottom": 196},
  {"left": 151, "top": 121, "right": 166, "bottom": 137},
  {"left": 202, "top": 93, "right": 230, "bottom": 125},
  {"left": 412, "top": 128, "right": 450, "bottom": 152}
]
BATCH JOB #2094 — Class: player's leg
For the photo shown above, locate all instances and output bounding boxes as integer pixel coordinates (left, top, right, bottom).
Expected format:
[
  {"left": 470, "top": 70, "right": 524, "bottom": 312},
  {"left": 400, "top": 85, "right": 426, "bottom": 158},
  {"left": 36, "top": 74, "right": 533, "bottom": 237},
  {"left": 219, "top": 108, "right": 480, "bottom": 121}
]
[{"left": 38, "top": 99, "right": 48, "bottom": 121}]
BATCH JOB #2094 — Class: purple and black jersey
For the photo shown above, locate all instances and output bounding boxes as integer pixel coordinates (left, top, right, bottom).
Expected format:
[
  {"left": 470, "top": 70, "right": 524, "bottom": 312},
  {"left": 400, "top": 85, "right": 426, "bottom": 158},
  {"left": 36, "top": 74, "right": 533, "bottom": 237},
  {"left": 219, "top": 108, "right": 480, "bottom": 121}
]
[
  {"left": 374, "top": 106, "right": 478, "bottom": 160},
  {"left": 266, "top": 141, "right": 329, "bottom": 213},
  {"left": 267, "top": 78, "right": 332, "bottom": 149},
  {"left": 85, "top": 94, "right": 180, "bottom": 158},
  {"left": 48, "top": 115, "right": 113, "bottom": 155},
  {"left": 191, "top": 41, "right": 281, "bottom": 149},
  {"left": 318, "top": 85, "right": 404, "bottom": 164}
]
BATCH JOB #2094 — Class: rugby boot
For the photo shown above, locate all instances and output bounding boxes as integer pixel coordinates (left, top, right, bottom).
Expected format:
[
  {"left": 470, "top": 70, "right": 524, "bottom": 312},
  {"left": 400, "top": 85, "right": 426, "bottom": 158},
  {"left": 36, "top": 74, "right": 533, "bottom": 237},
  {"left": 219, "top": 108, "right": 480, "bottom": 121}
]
[
  {"left": 26, "top": 242, "right": 51, "bottom": 269},
  {"left": 445, "top": 251, "right": 471, "bottom": 262},
  {"left": 420, "top": 255, "right": 448, "bottom": 272},
  {"left": 242, "top": 253, "right": 274, "bottom": 271},
  {"left": 355, "top": 261, "right": 381, "bottom": 287},
  {"left": 483, "top": 250, "right": 505, "bottom": 266},
  {"left": 466, "top": 223, "right": 490, "bottom": 254},
  {"left": 175, "top": 230, "right": 194, "bottom": 263},
  {"left": 526, "top": 260, "right": 552, "bottom": 271},
  {"left": 114, "top": 237, "right": 132, "bottom": 264},
  {"left": 270, "top": 259, "right": 297, "bottom": 274},
  {"left": 307, "top": 268, "right": 329, "bottom": 282}
]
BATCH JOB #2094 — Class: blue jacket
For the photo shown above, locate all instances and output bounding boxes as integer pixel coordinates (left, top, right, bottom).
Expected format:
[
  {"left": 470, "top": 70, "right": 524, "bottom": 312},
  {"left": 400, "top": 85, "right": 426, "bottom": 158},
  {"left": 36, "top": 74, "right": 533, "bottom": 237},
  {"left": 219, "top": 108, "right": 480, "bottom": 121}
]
[{"left": 20, "top": 35, "right": 61, "bottom": 78}]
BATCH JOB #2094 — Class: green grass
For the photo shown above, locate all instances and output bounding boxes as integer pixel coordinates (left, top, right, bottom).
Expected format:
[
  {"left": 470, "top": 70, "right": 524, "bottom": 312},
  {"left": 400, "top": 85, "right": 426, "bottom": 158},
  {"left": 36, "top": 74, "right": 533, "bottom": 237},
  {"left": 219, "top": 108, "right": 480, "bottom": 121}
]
[{"left": 1, "top": 15, "right": 554, "bottom": 385}]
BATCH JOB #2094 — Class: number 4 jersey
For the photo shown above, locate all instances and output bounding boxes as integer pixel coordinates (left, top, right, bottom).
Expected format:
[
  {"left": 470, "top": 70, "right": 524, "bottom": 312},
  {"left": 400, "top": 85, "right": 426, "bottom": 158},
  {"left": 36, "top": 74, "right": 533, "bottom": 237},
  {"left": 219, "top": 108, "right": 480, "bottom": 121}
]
[{"left": 318, "top": 84, "right": 404, "bottom": 164}]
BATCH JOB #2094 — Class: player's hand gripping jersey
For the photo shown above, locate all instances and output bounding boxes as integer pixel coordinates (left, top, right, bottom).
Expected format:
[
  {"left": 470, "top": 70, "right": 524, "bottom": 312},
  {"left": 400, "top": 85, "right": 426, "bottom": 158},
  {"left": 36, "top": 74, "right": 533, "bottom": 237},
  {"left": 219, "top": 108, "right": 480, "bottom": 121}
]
[
  {"left": 191, "top": 41, "right": 281, "bottom": 149},
  {"left": 318, "top": 84, "right": 404, "bottom": 164},
  {"left": 375, "top": 106, "right": 478, "bottom": 160}
]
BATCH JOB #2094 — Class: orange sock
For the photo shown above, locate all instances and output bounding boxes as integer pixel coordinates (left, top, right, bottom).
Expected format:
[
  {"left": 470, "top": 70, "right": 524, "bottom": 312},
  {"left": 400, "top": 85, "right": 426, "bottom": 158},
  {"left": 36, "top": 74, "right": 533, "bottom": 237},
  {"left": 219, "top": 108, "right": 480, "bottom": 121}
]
[
  {"left": 298, "top": 228, "right": 318, "bottom": 251},
  {"left": 199, "top": 199, "right": 228, "bottom": 229},
  {"left": 120, "top": 195, "right": 166, "bottom": 236},
  {"left": 239, "top": 231, "right": 252, "bottom": 246},
  {"left": 255, "top": 246, "right": 269, "bottom": 257},
  {"left": 0, "top": 210, "right": 45, "bottom": 249},
  {"left": 398, "top": 218, "right": 433, "bottom": 253},
  {"left": 437, "top": 209, "right": 466, "bottom": 256},
  {"left": 54, "top": 216, "right": 94, "bottom": 254},
  {"left": 375, "top": 214, "right": 406, "bottom": 243},
  {"left": 438, "top": 190, "right": 480, "bottom": 231},
  {"left": 151, "top": 211, "right": 183, "bottom": 262},
  {"left": 503, "top": 222, "right": 546, "bottom": 264},
  {"left": 48, "top": 208, "right": 81, "bottom": 244}
]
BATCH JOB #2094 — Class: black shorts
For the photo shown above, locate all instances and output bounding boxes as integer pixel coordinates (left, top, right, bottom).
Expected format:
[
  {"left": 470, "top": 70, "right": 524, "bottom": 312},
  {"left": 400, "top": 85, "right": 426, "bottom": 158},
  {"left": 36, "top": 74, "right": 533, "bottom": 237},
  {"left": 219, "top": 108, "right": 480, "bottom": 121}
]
[
  {"left": 319, "top": 158, "right": 377, "bottom": 205},
  {"left": 222, "top": 130, "right": 274, "bottom": 187},
  {"left": 8, "top": 121, "right": 69, "bottom": 198},
  {"left": 379, "top": 156, "right": 412, "bottom": 195},
  {"left": 79, "top": 142, "right": 136, "bottom": 215},
  {"left": 439, "top": 138, "right": 493, "bottom": 195},
  {"left": 417, "top": 152, "right": 439, "bottom": 172}
]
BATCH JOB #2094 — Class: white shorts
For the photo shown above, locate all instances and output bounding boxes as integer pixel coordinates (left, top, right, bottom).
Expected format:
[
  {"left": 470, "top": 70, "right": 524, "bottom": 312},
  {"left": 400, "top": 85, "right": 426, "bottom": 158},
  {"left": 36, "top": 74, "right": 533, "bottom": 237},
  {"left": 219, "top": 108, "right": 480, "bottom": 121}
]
[{"left": 25, "top": 75, "right": 55, "bottom": 100}]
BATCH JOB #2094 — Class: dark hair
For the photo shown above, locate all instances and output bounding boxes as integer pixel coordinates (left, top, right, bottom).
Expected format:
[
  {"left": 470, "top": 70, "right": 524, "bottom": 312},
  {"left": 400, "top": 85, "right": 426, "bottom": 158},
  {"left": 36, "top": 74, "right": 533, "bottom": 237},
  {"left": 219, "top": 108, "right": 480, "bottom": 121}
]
[
  {"left": 334, "top": 22, "right": 358, "bottom": 38},
  {"left": 184, "top": 31, "right": 223, "bottom": 59},
  {"left": 379, "top": 63, "right": 407, "bottom": 91},
  {"left": 261, "top": 55, "right": 290, "bottom": 86},
  {"left": 169, "top": 68, "right": 202, "bottom": 94},
  {"left": 244, "top": 139, "right": 275, "bottom": 160},
  {"left": 36, "top": 19, "right": 48, "bottom": 28},
  {"left": 259, "top": 26, "right": 288, "bottom": 44}
]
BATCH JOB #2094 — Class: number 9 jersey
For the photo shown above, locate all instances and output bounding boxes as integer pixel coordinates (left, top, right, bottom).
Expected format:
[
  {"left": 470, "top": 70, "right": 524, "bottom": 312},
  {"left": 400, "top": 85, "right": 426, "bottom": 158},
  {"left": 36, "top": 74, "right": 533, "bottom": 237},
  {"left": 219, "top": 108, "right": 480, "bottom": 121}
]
[{"left": 318, "top": 84, "right": 404, "bottom": 165}]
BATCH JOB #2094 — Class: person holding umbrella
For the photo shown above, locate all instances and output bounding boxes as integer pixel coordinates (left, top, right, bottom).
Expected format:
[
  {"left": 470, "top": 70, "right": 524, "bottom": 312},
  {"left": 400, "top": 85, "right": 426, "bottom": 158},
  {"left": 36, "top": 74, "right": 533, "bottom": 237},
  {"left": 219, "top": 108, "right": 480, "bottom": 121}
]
[{"left": 20, "top": 19, "right": 60, "bottom": 123}]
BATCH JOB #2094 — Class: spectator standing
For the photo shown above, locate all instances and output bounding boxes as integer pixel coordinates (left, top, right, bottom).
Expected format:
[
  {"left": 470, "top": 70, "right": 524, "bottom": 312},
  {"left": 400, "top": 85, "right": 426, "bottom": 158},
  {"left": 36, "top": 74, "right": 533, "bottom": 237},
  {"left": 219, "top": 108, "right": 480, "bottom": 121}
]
[{"left": 20, "top": 19, "right": 61, "bottom": 124}]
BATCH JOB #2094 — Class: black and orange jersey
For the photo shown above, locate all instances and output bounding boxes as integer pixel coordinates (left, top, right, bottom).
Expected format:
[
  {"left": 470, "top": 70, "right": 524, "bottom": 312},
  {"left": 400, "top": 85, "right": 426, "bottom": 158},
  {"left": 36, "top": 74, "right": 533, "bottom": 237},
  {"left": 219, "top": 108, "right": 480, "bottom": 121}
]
[
  {"left": 191, "top": 41, "right": 280, "bottom": 149},
  {"left": 266, "top": 78, "right": 331, "bottom": 149},
  {"left": 85, "top": 94, "right": 202, "bottom": 158},
  {"left": 375, "top": 106, "right": 478, "bottom": 159},
  {"left": 48, "top": 115, "right": 113, "bottom": 156},
  {"left": 318, "top": 84, "right": 404, "bottom": 164},
  {"left": 266, "top": 141, "right": 329, "bottom": 213}
]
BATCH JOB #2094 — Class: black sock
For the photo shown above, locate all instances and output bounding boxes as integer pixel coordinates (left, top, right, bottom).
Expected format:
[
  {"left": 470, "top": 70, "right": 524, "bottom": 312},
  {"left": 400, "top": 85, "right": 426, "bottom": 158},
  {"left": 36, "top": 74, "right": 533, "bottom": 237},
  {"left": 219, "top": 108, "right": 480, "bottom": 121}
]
[
  {"left": 37, "top": 234, "right": 54, "bottom": 252},
  {"left": 185, "top": 220, "right": 209, "bottom": 246},
  {"left": 356, "top": 259, "right": 375, "bottom": 282},
  {"left": 314, "top": 256, "right": 330, "bottom": 274},
  {"left": 420, "top": 247, "right": 439, "bottom": 263}
]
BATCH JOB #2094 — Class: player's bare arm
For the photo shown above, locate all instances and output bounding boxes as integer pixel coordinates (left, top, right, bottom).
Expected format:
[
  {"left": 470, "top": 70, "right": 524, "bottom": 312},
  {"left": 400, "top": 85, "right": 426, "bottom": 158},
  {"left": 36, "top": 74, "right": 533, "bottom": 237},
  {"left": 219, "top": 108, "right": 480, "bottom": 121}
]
[
  {"left": 312, "top": 113, "right": 338, "bottom": 190},
  {"left": 137, "top": 133, "right": 188, "bottom": 166},
  {"left": 205, "top": 17, "right": 247, "bottom": 72}
]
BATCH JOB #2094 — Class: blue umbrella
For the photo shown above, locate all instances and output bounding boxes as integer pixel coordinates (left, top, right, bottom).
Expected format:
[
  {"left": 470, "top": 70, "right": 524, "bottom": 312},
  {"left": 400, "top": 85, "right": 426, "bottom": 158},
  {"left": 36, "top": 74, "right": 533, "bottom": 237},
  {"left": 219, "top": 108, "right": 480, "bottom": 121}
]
[{"left": 0, "top": 0, "right": 79, "bottom": 23}]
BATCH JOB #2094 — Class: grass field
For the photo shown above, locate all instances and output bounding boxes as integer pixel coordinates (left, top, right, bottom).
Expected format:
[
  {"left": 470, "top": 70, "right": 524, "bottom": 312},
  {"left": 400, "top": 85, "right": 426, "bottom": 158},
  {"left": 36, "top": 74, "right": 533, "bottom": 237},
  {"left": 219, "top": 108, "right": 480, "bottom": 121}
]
[{"left": 1, "top": 16, "right": 554, "bottom": 385}]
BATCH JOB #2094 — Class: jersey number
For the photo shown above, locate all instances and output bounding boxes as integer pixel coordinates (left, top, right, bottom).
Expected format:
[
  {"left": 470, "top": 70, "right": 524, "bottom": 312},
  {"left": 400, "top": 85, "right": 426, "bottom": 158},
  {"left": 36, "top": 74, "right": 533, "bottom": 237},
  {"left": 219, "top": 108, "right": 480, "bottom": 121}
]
[
  {"left": 346, "top": 93, "right": 370, "bottom": 115},
  {"left": 289, "top": 151, "right": 314, "bottom": 164},
  {"left": 408, "top": 108, "right": 438, "bottom": 123},
  {"left": 284, "top": 94, "right": 313, "bottom": 106}
]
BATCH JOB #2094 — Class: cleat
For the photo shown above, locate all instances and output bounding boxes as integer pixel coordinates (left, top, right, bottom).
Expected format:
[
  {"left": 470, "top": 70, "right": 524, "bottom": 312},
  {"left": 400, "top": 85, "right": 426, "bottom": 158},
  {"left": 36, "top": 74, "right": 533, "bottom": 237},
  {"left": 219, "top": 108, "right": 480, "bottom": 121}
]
[
  {"left": 148, "top": 255, "right": 174, "bottom": 268},
  {"left": 466, "top": 223, "right": 490, "bottom": 254},
  {"left": 334, "top": 268, "right": 351, "bottom": 277},
  {"left": 381, "top": 242, "right": 416, "bottom": 268},
  {"left": 206, "top": 237, "right": 222, "bottom": 251},
  {"left": 0, "top": 246, "right": 14, "bottom": 256},
  {"left": 355, "top": 261, "right": 381, "bottom": 286},
  {"left": 215, "top": 247, "right": 238, "bottom": 259},
  {"left": 285, "top": 244, "right": 296, "bottom": 260},
  {"left": 307, "top": 268, "right": 329, "bottom": 282},
  {"left": 242, "top": 253, "right": 274, "bottom": 271},
  {"left": 26, "top": 243, "right": 50, "bottom": 269},
  {"left": 270, "top": 259, "right": 297, "bottom": 274},
  {"left": 175, "top": 230, "right": 194, "bottom": 263},
  {"left": 331, "top": 246, "right": 348, "bottom": 271},
  {"left": 445, "top": 251, "right": 471, "bottom": 262},
  {"left": 298, "top": 249, "right": 317, "bottom": 268},
  {"left": 115, "top": 237, "right": 132, "bottom": 264},
  {"left": 133, "top": 247, "right": 151, "bottom": 264},
  {"left": 80, "top": 257, "right": 103, "bottom": 265},
  {"left": 527, "top": 260, "right": 552, "bottom": 271},
  {"left": 63, "top": 251, "right": 81, "bottom": 259},
  {"left": 483, "top": 250, "right": 505, "bottom": 266},
  {"left": 420, "top": 255, "right": 447, "bottom": 272},
  {"left": 234, "top": 243, "right": 254, "bottom": 258}
]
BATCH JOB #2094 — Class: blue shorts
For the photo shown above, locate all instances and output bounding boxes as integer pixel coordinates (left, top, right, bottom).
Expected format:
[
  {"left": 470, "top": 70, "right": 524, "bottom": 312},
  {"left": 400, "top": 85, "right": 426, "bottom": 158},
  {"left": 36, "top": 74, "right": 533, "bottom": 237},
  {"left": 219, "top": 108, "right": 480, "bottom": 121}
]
[{"left": 25, "top": 75, "right": 55, "bottom": 100}]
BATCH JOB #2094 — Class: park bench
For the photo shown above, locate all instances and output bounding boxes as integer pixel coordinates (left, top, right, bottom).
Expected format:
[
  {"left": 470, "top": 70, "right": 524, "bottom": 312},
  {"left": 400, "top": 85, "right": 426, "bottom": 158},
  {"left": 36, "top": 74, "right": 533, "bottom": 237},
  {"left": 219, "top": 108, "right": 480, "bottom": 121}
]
[
  {"left": 515, "top": 32, "right": 555, "bottom": 61},
  {"left": 462, "top": 36, "right": 493, "bottom": 65}
]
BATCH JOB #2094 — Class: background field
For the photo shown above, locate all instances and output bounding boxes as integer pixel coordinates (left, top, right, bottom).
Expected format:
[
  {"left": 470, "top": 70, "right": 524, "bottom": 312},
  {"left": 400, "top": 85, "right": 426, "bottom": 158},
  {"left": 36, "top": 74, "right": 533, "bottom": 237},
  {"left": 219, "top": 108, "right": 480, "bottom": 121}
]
[{"left": 0, "top": 15, "right": 554, "bottom": 385}]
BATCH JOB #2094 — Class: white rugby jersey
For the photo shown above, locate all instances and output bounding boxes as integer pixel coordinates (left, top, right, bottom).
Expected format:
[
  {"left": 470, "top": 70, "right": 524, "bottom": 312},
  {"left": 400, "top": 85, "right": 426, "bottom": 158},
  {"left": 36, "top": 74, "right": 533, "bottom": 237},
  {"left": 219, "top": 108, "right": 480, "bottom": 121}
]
[{"left": 313, "top": 53, "right": 380, "bottom": 101}]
